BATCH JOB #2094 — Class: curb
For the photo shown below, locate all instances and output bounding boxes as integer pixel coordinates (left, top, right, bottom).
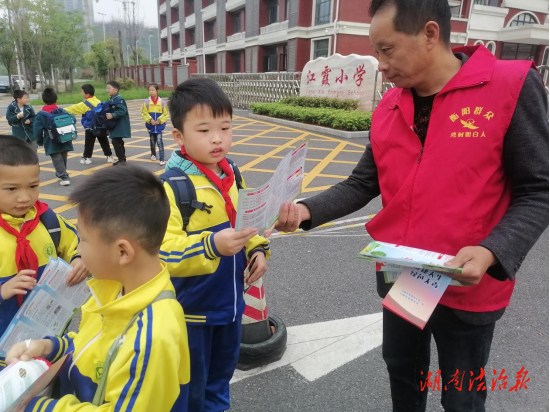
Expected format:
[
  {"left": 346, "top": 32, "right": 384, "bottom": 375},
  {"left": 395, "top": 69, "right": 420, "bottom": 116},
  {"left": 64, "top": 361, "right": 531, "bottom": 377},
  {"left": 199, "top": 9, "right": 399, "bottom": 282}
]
[{"left": 248, "top": 113, "right": 370, "bottom": 139}]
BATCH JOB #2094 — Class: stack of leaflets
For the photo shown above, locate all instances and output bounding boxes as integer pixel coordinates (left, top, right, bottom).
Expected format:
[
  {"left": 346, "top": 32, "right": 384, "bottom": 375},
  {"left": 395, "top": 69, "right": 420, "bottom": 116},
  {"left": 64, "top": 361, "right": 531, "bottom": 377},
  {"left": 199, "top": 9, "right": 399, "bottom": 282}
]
[
  {"left": 358, "top": 241, "right": 464, "bottom": 329},
  {"left": 0, "top": 355, "right": 70, "bottom": 412},
  {"left": 0, "top": 258, "right": 91, "bottom": 357}
]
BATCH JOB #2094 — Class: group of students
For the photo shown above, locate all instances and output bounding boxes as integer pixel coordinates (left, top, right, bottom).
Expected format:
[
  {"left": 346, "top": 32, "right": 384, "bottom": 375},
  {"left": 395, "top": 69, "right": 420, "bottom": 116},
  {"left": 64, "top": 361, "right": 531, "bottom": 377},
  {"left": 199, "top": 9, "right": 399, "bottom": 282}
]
[
  {"left": 6, "top": 81, "right": 172, "bottom": 186},
  {"left": 0, "top": 78, "right": 270, "bottom": 412}
]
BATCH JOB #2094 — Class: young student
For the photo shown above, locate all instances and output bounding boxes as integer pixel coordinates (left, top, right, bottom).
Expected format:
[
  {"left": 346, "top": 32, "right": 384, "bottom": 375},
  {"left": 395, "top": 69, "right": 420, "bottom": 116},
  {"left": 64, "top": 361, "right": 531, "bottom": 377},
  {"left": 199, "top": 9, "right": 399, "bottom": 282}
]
[
  {"left": 161, "top": 78, "right": 270, "bottom": 412},
  {"left": 6, "top": 90, "right": 37, "bottom": 150},
  {"left": 5, "top": 165, "right": 191, "bottom": 411},
  {"left": 33, "top": 88, "right": 76, "bottom": 186},
  {"left": 105, "top": 81, "right": 131, "bottom": 166},
  {"left": 64, "top": 83, "right": 114, "bottom": 165},
  {"left": 0, "top": 135, "right": 88, "bottom": 370},
  {"left": 141, "top": 84, "right": 169, "bottom": 166}
]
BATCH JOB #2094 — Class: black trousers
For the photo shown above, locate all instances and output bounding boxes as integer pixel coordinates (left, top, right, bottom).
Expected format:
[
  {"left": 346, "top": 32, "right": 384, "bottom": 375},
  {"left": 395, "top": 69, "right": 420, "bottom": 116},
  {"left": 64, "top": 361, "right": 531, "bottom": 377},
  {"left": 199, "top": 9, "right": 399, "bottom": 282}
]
[
  {"left": 83, "top": 129, "right": 112, "bottom": 158},
  {"left": 111, "top": 138, "right": 126, "bottom": 162},
  {"left": 383, "top": 305, "right": 495, "bottom": 412}
]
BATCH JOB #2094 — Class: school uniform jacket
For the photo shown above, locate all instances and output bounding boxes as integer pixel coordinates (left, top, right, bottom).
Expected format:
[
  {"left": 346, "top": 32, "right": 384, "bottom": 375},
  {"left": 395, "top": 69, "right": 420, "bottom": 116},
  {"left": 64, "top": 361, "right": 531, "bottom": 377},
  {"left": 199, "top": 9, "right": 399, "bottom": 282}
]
[
  {"left": 26, "top": 263, "right": 191, "bottom": 412},
  {"left": 6, "top": 101, "right": 36, "bottom": 141},
  {"left": 160, "top": 153, "right": 271, "bottom": 325},
  {"left": 140, "top": 97, "right": 170, "bottom": 134},
  {"left": 0, "top": 206, "right": 80, "bottom": 368},
  {"left": 108, "top": 94, "right": 131, "bottom": 139},
  {"left": 64, "top": 96, "right": 102, "bottom": 129}
]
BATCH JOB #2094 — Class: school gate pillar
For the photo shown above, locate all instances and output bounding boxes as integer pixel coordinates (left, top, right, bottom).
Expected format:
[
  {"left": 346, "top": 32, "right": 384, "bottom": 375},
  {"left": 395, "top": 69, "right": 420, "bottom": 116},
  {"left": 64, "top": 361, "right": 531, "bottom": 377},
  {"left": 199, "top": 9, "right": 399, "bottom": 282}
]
[{"left": 238, "top": 278, "right": 287, "bottom": 371}]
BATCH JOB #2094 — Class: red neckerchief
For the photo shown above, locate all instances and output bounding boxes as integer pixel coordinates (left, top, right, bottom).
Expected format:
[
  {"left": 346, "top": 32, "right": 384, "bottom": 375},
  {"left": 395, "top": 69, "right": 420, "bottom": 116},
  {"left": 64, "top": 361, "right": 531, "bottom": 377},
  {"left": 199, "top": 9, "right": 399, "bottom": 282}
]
[
  {"left": 180, "top": 147, "right": 236, "bottom": 227},
  {"left": 151, "top": 96, "right": 159, "bottom": 106},
  {"left": 0, "top": 200, "right": 49, "bottom": 306},
  {"left": 41, "top": 104, "right": 58, "bottom": 113}
]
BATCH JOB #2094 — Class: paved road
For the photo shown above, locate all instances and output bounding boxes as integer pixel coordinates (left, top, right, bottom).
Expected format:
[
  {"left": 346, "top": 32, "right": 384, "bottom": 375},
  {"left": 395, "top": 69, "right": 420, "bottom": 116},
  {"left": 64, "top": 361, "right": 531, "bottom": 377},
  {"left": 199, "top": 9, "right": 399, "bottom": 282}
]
[{"left": 2, "top": 103, "right": 546, "bottom": 411}]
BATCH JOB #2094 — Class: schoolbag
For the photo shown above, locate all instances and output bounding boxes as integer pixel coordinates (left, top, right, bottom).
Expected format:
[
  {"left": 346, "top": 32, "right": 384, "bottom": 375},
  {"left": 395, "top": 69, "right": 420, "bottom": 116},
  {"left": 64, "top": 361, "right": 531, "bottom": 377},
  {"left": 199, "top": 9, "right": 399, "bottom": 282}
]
[
  {"left": 160, "top": 157, "right": 243, "bottom": 229},
  {"left": 39, "top": 208, "right": 61, "bottom": 253},
  {"left": 145, "top": 98, "right": 166, "bottom": 112},
  {"left": 39, "top": 109, "right": 77, "bottom": 144},
  {"left": 88, "top": 99, "right": 120, "bottom": 134}
]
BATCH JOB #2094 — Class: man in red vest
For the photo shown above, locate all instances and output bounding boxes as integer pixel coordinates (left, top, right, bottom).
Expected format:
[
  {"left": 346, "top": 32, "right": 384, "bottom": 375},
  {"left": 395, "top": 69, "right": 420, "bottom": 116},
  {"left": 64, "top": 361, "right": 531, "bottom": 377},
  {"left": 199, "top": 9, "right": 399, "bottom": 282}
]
[{"left": 268, "top": 0, "right": 548, "bottom": 411}]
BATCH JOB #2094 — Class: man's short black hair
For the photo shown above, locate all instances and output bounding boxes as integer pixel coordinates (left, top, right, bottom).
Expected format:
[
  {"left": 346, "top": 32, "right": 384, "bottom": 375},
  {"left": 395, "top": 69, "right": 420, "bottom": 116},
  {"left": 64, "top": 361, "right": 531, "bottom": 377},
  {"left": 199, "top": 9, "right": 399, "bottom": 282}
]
[
  {"left": 42, "top": 88, "right": 58, "bottom": 105},
  {"left": 81, "top": 83, "right": 95, "bottom": 96},
  {"left": 13, "top": 90, "right": 28, "bottom": 101},
  {"left": 107, "top": 81, "right": 120, "bottom": 91},
  {"left": 369, "top": 0, "right": 451, "bottom": 46},
  {"left": 69, "top": 165, "right": 170, "bottom": 256},
  {"left": 0, "top": 135, "right": 39, "bottom": 166},
  {"left": 169, "top": 78, "right": 232, "bottom": 132}
]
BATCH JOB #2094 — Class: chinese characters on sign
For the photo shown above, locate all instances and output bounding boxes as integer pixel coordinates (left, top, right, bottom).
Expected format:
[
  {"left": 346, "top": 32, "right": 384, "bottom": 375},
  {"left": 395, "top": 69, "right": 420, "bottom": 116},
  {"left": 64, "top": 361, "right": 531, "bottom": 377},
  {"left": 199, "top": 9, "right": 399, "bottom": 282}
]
[
  {"left": 448, "top": 106, "right": 494, "bottom": 138},
  {"left": 420, "top": 368, "right": 530, "bottom": 392},
  {"left": 300, "top": 53, "right": 379, "bottom": 111}
]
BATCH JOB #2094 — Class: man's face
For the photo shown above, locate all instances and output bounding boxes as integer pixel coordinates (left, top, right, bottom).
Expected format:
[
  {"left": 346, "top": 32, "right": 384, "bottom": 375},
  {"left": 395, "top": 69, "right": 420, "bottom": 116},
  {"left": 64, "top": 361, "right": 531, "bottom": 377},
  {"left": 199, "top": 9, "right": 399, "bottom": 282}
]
[
  {"left": 172, "top": 105, "right": 233, "bottom": 172},
  {"left": 370, "top": 5, "right": 430, "bottom": 89},
  {"left": 106, "top": 85, "right": 118, "bottom": 97},
  {"left": 0, "top": 164, "right": 40, "bottom": 217}
]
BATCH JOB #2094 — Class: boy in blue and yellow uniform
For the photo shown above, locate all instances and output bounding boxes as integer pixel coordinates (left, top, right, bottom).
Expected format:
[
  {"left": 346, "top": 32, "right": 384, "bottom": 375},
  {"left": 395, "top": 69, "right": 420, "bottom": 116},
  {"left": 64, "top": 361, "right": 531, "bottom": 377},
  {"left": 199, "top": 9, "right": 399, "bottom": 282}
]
[
  {"left": 161, "top": 78, "right": 270, "bottom": 412},
  {"left": 0, "top": 136, "right": 88, "bottom": 369},
  {"left": 6, "top": 165, "right": 191, "bottom": 411}
]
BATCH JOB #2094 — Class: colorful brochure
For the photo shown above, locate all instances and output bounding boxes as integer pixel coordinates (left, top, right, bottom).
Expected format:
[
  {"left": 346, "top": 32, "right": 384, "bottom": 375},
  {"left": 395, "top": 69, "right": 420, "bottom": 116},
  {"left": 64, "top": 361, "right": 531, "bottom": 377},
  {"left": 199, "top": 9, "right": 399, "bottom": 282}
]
[
  {"left": 235, "top": 139, "right": 308, "bottom": 233},
  {"left": 0, "top": 258, "right": 90, "bottom": 357}
]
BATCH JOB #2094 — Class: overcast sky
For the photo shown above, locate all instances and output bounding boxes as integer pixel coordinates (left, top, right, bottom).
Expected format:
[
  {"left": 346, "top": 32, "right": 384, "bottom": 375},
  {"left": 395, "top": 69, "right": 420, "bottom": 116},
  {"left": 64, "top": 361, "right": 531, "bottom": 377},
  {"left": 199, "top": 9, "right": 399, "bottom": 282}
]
[{"left": 92, "top": 0, "right": 158, "bottom": 28}]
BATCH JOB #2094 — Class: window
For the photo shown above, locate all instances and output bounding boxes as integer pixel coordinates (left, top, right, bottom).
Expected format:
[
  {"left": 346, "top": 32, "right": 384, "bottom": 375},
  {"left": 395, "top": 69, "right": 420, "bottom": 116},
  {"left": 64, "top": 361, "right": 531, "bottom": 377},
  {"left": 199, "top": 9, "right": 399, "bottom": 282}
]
[
  {"left": 509, "top": 13, "right": 538, "bottom": 27},
  {"left": 186, "top": 0, "right": 194, "bottom": 16},
  {"left": 233, "top": 51, "right": 241, "bottom": 72},
  {"left": 449, "top": 5, "right": 460, "bottom": 18},
  {"left": 315, "top": 0, "right": 331, "bottom": 25},
  {"left": 313, "top": 38, "right": 329, "bottom": 59},
  {"left": 485, "top": 41, "right": 496, "bottom": 55},
  {"left": 501, "top": 43, "right": 537, "bottom": 61},
  {"left": 205, "top": 21, "right": 215, "bottom": 41},
  {"left": 474, "top": 0, "right": 499, "bottom": 6},
  {"left": 233, "top": 12, "right": 241, "bottom": 33},
  {"left": 264, "top": 46, "right": 278, "bottom": 72},
  {"left": 285, "top": 0, "right": 289, "bottom": 20},
  {"left": 268, "top": 0, "right": 279, "bottom": 24},
  {"left": 473, "top": 40, "right": 484, "bottom": 46},
  {"left": 279, "top": 45, "right": 287, "bottom": 71},
  {"left": 189, "top": 28, "right": 195, "bottom": 45},
  {"left": 206, "top": 55, "right": 216, "bottom": 72}
]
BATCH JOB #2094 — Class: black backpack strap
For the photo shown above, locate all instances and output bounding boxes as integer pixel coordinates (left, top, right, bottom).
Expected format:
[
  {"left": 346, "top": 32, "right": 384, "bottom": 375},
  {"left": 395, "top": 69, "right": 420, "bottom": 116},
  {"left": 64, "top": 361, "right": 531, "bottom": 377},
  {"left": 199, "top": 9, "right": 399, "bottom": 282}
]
[
  {"left": 226, "top": 157, "right": 243, "bottom": 190},
  {"left": 160, "top": 168, "right": 212, "bottom": 230},
  {"left": 39, "top": 208, "right": 61, "bottom": 252}
]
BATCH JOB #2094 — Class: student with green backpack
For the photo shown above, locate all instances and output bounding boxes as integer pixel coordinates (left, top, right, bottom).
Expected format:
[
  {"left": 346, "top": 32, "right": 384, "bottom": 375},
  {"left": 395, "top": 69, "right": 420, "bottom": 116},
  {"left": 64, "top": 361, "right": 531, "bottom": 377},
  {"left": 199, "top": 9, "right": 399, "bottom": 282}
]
[{"left": 34, "top": 88, "right": 77, "bottom": 186}]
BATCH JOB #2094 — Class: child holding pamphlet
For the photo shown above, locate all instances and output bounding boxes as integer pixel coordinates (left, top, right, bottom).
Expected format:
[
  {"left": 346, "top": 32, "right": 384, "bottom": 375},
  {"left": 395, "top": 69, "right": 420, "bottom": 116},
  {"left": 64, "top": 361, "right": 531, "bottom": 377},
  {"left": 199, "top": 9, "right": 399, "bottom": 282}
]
[
  {"left": 0, "top": 135, "right": 87, "bottom": 370},
  {"left": 5, "top": 165, "right": 190, "bottom": 411}
]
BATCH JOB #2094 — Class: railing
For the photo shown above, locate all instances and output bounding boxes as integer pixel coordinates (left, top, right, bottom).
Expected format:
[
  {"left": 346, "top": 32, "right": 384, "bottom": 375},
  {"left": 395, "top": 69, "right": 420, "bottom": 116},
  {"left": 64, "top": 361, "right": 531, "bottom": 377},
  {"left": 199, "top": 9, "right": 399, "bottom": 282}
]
[
  {"left": 371, "top": 70, "right": 395, "bottom": 110},
  {"left": 227, "top": 32, "right": 245, "bottom": 42},
  {"left": 171, "top": 22, "right": 180, "bottom": 34},
  {"left": 161, "top": 27, "right": 168, "bottom": 38},
  {"left": 204, "top": 39, "right": 217, "bottom": 48},
  {"left": 260, "top": 20, "right": 289, "bottom": 35},
  {"left": 185, "top": 13, "right": 196, "bottom": 28},
  {"left": 201, "top": 2, "right": 217, "bottom": 21},
  {"left": 191, "top": 72, "right": 302, "bottom": 109}
]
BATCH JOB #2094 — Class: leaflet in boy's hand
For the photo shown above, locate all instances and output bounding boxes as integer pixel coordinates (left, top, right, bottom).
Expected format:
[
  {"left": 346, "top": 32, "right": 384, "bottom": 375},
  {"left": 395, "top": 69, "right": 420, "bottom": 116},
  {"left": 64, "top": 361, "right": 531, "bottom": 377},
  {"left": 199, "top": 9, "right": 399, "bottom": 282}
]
[
  {"left": 0, "top": 258, "right": 91, "bottom": 357},
  {"left": 235, "top": 139, "right": 308, "bottom": 233},
  {"left": 2, "top": 354, "right": 71, "bottom": 412}
]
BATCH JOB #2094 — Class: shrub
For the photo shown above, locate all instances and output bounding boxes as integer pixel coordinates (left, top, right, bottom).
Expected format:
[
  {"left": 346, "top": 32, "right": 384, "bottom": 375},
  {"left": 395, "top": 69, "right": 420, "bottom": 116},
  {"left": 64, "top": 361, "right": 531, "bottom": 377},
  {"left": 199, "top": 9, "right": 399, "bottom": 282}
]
[
  {"left": 250, "top": 102, "right": 371, "bottom": 131},
  {"left": 115, "top": 77, "right": 135, "bottom": 91},
  {"left": 279, "top": 96, "right": 359, "bottom": 111}
]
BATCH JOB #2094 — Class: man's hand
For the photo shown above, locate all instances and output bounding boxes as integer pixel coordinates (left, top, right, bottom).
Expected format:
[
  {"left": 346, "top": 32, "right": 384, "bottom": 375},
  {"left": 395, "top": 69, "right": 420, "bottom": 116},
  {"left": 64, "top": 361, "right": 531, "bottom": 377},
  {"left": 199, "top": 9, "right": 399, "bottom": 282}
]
[
  {"left": 16, "top": 112, "right": 23, "bottom": 119},
  {"left": 106, "top": 113, "right": 113, "bottom": 120},
  {"left": 6, "top": 339, "right": 53, "bottom": 364},
  {"left": 213, "top": 228, "right": 258, "bottom": 256},
  {"left": 67, "top": 258, "right": 88, "bottom": 286},
  {"left": 24, "top": 119, "right": 31, "bottom": 125},
  {"left": 264, "top": 202, "right": 311, "bottom": 237},
  {"left": 0, "top": 270, "right": 36, "bottom": 300},
  {"left": 245, "top": 252, "right": 267, "bottom": 285},
  {"left": 444, "top": 246, "right": 497, "bottom": 286}
]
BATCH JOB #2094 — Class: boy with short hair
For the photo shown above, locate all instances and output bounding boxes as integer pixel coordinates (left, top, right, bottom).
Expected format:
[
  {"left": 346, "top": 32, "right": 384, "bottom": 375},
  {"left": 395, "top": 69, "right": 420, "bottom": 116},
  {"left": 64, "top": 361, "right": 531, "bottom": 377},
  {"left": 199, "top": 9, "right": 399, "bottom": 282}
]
[
  {"left": 33, "top": 88, "right": 76, "bottom": 186},
  {"left": 105, "top": 81, "right": 131, "bottom": 166},
  {"left": 64, "top": 83, "right": 114, "bottom": 165},
  {"left": 6, "top": 90, "right": 37, "bottom": 150},
  {"left": 0, "top": 135, "right": 87, "bottom": 369},
  {"left": 6, "top": 164, "right": 191, "bottom": 411},
  {"left": 161, "top": 78, "right": 271, "bottom": 411}
]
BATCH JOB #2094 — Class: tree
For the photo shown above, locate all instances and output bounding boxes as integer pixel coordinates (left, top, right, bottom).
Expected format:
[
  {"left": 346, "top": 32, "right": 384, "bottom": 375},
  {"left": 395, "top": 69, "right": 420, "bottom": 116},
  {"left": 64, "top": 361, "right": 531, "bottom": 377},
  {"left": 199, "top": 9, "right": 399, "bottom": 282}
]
[
  {"left": 85, "top": 39, "right": 122, "bottom": 81},
  {"left": 0, "top": 18, "right": 15, "bottom": 87}
]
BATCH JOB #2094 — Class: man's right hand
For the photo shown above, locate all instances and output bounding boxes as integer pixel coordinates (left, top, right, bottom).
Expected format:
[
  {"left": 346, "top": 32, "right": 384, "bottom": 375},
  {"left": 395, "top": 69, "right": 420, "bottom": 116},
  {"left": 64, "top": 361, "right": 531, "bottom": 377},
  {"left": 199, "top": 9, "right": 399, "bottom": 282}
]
[
  {"left": 0, "top": 270, "right": 36, "bottom": 301},
  {"left": 213, "top": 228, "right": 258, "bottom": 256},
  {"left": 264, "top": 202, "right": 310, "bottom": 237},
  {"left": 6, "top": 339, "right": 53, "bottom": 364}
]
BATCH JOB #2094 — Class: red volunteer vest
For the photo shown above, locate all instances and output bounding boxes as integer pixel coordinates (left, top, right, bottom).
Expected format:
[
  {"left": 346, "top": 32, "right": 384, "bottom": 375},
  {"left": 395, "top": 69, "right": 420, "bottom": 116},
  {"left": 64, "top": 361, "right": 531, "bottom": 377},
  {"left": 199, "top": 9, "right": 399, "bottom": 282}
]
[{"left": 366, "top": 45, "right": 534, "bottom": 312}]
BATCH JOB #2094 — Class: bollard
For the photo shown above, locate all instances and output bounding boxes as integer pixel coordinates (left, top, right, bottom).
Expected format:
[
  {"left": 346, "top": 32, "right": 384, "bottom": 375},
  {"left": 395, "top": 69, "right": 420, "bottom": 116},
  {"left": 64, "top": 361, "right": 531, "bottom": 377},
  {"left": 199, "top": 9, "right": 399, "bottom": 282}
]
[{"left": 237, "top": 278, "right": 287, "bottom": 371}]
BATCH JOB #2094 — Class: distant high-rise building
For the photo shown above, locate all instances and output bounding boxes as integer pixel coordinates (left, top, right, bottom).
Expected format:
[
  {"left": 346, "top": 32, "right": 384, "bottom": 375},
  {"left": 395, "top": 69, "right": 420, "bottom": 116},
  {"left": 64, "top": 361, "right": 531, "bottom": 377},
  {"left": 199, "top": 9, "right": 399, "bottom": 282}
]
[{"left": 63, "top": 0, "right": 94, "bottom": 28}]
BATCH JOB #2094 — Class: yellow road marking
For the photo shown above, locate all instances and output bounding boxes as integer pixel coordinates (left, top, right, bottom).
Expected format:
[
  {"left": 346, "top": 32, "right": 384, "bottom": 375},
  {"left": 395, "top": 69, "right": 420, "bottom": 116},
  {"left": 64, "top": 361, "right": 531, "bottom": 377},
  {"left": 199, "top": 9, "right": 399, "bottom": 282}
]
[
  {"left": 240, "top": 133, "right": 309, "bottom": 172},
  {"left": 302, "top": 141, "right": 348, "bottom": 189}
]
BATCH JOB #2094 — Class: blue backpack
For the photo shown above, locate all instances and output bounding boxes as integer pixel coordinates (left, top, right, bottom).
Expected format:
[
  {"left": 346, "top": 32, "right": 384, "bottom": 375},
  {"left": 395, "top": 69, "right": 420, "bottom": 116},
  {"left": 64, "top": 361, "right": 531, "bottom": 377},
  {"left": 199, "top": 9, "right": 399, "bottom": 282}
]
[
  {"left": 38, "top": 108, "right": 77, "bottom": 144},
  {"left": 83, "top": 100, "right": 118, "bottom": 136},
  {"left": 160, "top": 156, "right": 243, "bottom": 229}
]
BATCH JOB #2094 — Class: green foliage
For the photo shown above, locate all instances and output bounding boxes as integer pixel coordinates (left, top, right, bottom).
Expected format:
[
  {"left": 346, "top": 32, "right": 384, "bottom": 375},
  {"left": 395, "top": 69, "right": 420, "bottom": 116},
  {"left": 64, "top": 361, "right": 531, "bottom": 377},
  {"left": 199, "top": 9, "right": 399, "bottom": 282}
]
[
  {"left": 250, "top": 103, "right": 371, "bottom": 132},
  {"left": 30, "top": 81, "right": 171, "bottom": 105},
  {"left": 85, "top": 39, "right": 122, "bottom": 81},
  {"left": 279, "top": 96, "right": 359, "bottom": 111},
  {"left": 116, "top": 77, "right": 135, "bottom": 91}
]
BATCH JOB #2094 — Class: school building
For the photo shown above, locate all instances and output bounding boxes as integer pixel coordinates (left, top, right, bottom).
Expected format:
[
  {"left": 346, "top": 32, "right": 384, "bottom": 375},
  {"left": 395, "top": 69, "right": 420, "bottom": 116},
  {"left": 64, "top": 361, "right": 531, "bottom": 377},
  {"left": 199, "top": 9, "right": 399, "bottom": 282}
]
[{"left": 157, "top": 0, "right": 549, "bottom": 74}]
